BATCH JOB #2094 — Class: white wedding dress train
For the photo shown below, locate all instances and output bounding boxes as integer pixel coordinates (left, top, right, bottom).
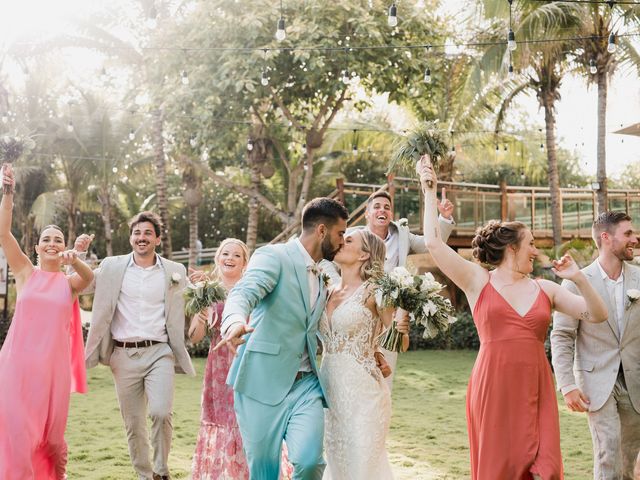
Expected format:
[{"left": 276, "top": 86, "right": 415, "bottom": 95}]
[{"left": 319, "top": 284, "right": 394, "bottom": 480}]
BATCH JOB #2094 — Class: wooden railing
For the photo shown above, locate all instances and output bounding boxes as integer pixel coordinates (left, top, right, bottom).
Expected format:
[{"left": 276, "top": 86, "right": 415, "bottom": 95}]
[{"left": 336, "top": 177, "right": 640, "bottom": 247}]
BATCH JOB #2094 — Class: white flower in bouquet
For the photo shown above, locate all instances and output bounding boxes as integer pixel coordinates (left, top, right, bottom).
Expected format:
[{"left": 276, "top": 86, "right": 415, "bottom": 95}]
[
  {"left": 627, "top": 288, "right": 640, "bottom": 303},
  {"left": 423, "top": 300, "right": 438, "bottom": 317}
]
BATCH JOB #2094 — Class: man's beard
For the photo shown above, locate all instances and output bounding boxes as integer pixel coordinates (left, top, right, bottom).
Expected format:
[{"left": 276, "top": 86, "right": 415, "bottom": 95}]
[
  {"left": 321, "top": 236, "right": 339, "bottom": 261},
  {"left": 613, "top": 242, "right": 635, "bottom": 261}
]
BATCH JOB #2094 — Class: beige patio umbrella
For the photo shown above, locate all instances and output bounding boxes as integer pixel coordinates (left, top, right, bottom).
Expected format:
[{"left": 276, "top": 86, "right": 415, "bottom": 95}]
[{"left": 614, "top": 123, "right": 640, "bottom": 137}]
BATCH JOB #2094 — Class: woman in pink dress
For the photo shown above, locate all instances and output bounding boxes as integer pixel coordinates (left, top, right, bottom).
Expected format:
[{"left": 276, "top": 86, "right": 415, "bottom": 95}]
[
  {"left": 0, "top": 164, "right": 94, "bottom": 479},
  {"left": 418, "top": 157, "right": 608, "bottom": 479}
]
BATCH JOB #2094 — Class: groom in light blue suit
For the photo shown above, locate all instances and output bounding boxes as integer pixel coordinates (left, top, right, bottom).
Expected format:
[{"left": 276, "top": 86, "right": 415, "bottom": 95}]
[{"left": 219, "top": 198, "right": 349, "bottom": 480}]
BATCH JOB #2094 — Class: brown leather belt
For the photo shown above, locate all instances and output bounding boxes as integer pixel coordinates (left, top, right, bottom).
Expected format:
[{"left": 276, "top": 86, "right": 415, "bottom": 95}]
[
  {"left": 114, "top": 340, "right": 164, "bottom": 349},
  {"left": 294, "top": 371, "right": 314, "bottom": 382}
]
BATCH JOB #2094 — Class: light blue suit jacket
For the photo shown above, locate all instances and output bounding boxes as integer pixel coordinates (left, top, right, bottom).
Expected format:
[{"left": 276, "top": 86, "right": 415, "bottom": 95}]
[{"left": 223, "top": 239, "right": 328, "bottom": 406}]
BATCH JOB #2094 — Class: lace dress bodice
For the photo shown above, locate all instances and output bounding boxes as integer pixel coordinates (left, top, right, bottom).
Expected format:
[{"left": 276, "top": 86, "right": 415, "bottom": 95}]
[{"left": 319, "top": 284, "right": 381, "bottom": 380}]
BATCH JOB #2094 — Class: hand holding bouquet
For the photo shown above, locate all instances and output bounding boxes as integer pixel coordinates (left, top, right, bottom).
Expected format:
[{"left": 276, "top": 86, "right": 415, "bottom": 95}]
[
  {"left": 184, "top": 273, "right": 227, "bottom": 325},
  {"left": 0, "top": 135, "right": 35, "bottom": 194},
  {"left": 373, "top": 266, "right": 457, "bottom": 352}
]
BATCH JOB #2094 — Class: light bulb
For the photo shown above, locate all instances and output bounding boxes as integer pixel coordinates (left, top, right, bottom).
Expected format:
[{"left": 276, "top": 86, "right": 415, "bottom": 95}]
[
  {"left": 112, "top": 167, "right": 118, "bottom": 173},
  {"left": 423, "top": 67, "right": 432, "bottom": 84},
  {"left": 388, "top": 3, "right": 398, "bottom": 27},
  {"left": 180, "top": 70, "right": 189, "bottom": 85},
  {"left": 275, "top": 17, "right": 286, "bottom": 41},
  {"left": 508, "top": 64, "right": 515, "bottom": 79},
  {"left": 342, "top": 69, "right": 350, "bottom": 84},
  {"left": 261, "top": 70, "right": 269, "bottom": 86},
  {"left": 352, "top": 145, "right": 358, "bottom": 156},
  {"left": 247, "top": 139, "right": 254, "bottom": 151},
  {"left": 589, "top": 59, "right": 597, "bottom": 74},
  {"left": 190, "top": 136, "right": 197, "bottom": 148},
  {"left": 607, "top": 32, "right": 616, "bottom": 53},
  {"left": 508, "top": 29, "right": 517, "bottom": 51},
  {"left": 67, "top": 121, "right": 74, "bottom": 133},
  {"left": 129, "top": 129, "right": 135, "bottom": 140},
  {"left": 101, "top": 67, "right": 108, "bottom": 83},
  {"left": 540, "top": 143, "right": 544, "bottom": 151}
]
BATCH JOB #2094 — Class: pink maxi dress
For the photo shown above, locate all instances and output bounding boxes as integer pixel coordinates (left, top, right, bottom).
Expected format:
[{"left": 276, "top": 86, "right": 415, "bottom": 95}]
[{"left": 0, "top": 269, "right": 87, "bottom": 479}]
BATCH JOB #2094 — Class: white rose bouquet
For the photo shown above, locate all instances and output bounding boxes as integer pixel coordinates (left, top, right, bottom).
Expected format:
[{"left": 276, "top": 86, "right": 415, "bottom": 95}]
[
  {"left": 373, "top": 267, "right": 457, "bottom": 352},
  {"left": 184, "top": 273, "right": 227, "bottom": 319}
]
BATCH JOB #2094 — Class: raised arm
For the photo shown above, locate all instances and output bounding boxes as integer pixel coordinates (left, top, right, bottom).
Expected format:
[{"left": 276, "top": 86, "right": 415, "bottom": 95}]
[
  {"left": 419, "top": 157, "right": 487, "bottom": 300},
  {"left": 0, "top": 165, "right": 33, "bottom": 284},
  {"left": 64, "top": 252, "right": 94, "bottom": 296},
  {"left": 542, "top": 254, "right": 607, "bottom": 323}
]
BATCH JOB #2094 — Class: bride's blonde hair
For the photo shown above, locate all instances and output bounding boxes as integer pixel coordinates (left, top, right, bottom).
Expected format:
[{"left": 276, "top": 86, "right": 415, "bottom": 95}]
[{"left": 358, "top": 230, "right": 386, "bottom": 281}]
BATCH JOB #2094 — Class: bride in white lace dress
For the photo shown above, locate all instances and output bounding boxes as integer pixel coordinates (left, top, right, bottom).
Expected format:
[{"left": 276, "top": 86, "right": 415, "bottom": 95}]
[{"left": 319, "top": 230, "right": 407, "bottom": 480}]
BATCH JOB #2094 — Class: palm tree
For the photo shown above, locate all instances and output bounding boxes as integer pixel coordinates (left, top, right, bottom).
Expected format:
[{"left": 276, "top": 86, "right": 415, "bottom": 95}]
[
  {"left": 476, "top": 0, "right": 582, "bottom": 246},
  {"left": 574, "top": 3, "right": 640, "bottom": 212}
]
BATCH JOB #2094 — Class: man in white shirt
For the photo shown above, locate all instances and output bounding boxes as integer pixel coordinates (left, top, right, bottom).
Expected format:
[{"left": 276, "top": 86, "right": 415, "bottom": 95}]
[
  {"left": 552, "top": 211, "right": 640, "bottom": 479},
  {"left": 78, "top": 212, "right": 194, "bottom": 480}
]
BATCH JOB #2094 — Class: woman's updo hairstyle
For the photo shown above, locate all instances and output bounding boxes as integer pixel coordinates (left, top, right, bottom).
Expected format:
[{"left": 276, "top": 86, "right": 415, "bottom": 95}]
[{"left": 471, "top": 220, "right": 527, "bottom": 266}]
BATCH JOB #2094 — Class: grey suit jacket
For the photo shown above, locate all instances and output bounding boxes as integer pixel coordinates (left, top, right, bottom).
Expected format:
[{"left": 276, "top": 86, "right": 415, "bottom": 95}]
[
  {"left": 551, "top": 260, "right": 640, "bottom": 413},
  {"left": 84, "top": 253, "right": 195, "bottom": 376}
]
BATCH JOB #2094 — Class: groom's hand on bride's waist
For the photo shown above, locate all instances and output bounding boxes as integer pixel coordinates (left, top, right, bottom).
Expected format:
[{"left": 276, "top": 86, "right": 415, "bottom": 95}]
[
  {"left": 375, "top": 352, "right": 392, "bottom": 378},
  {"left": 214, "top": 323, "right": 254, "bottom": 356}
]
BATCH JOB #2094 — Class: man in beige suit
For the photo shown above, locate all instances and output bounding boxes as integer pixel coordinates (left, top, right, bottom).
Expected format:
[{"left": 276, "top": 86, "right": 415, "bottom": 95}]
[
  {"left": 78, "top": 211, "right": 195, "bottom": 480},
  {"left": 323, "top": 189, "right": 455, "bottom": 389},
  {"left": 551, "top": 211, "right": 640, "bottom": 480}
]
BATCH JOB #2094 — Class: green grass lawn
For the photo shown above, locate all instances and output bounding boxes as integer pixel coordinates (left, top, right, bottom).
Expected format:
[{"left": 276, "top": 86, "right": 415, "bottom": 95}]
[{"left": 67, "top": 350, "right": 593, "bottom": 479}]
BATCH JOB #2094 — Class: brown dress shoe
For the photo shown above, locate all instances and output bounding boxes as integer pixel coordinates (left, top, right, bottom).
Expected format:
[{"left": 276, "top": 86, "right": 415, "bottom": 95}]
[{"left": 152, "top": 474, "right": 170, "bottom": 480}]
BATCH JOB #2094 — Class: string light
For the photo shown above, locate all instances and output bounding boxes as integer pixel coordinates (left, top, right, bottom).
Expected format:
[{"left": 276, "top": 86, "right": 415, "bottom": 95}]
[
  {"left": 67, "top": 121, "right": 74, "bottom": 133},
  {"left": 589, "top": 58, "right": 597, "bottom": 74},
  {"left": 100, "top": 67, "right": 108, "bottom": 83},
  {"left": 388, "top": 3, "right": 398, "bottom": 28},
  {"left": 508, "top": 63, "right": 515, "bottom": 79},
  {"left": 507, "top": 0, "right": 517, "bottom": 51},
  {"left": 129, "top": 128, "right": 135, "bottom": 140},
  {"left": 180, "top": 70, "right": 189, "bottom": 85},
  {"left": 276, "top": 0, "right": 286, "bottom": 41},
  {"left": 352, "top": 130, "right": 358, "bottom": 156},
  {"left": 607, "top": 32, "right": 617, "bottom": 53},
  {"left": 247, "top": 139, "right": 254, "bottom": 151},
  {"left": 190, "top": 135, "right": 197, "bottom": 148},
  {"left": 539, "top": 143, "right": 544, "bottom": 151},
  {"left": 423, "top": 66, "right": 432, "bottom": 83},
  {"left": 260, "top": 49, "right": 270, "bottom": 86}
]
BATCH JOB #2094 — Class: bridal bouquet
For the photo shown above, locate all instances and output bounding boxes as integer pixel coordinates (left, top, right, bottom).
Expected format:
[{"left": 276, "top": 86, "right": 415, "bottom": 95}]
[
  {"left": 184, "top": 274, "right": 227, "bottom": 319},
  {"left": 0, "top": 135, "right": 36, "bottom": 194},
  {"left": 373, "top": 266, "right": 457, "bottom": 352},
  {"left": 386, "top": 121, "right": 449, "bottom": 188}
]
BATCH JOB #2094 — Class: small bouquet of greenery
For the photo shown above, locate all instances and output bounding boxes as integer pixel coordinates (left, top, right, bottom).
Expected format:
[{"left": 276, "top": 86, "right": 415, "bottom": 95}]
[
  {"left": 184, "top": 274, "right": 227, "bottom": 320},
  {"left": 373, "top": 266, "right": 457, "bottom": 352},
  {"left": 386, "top": 121, "right": 449, "bottom": 188},
  {"left": 0, "top": 135, "right": 36, "bottom": 194}
]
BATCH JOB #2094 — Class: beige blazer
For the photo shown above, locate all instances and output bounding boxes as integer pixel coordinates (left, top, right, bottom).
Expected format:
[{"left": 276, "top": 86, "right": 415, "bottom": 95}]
[
  {"left": 551, "top": 260, "right": 640, "bottom": 413},
  {"left": 84, "top": 253, "right": 195, "bottom": 376}
]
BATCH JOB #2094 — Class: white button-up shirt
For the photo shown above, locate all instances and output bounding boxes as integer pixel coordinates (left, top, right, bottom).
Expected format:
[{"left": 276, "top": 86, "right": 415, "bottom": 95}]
[
  {"left": 111, "top": 254, "right": 168, "bottom": 342},
  {"left": 596, "top": 259, "right": 624, "bottom": 335}
]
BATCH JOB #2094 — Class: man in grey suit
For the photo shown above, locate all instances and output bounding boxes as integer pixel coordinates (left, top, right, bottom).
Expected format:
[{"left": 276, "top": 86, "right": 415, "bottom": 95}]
[
  {"left": 77, "top": 211, "right": 195, "bottom": 480},
  {"left": 323, "top": 189, "right": 455, "bottom": 389},
  {"left": 551, "top": 211, "right": 640, "bottom": 480}
]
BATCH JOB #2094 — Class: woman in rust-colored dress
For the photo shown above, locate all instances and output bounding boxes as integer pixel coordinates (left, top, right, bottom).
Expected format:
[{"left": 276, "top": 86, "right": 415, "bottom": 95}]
[{"left": 418, "top": 156, "right": 608, "bottom": 479}]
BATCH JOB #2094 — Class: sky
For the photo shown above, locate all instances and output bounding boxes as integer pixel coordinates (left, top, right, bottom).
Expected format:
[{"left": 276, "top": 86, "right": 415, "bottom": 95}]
[
  {"left": 1, "top": 0, "right": 639, "bottom": 177},
  {"left": 440, "top": 0, "right": 640, "bottom": 178}
]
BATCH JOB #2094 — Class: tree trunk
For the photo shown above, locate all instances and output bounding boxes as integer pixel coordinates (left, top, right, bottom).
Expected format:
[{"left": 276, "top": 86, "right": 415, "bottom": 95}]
[
  {"left": 188, "top": 205, "right": 198, "bottom": 269},
  {"left": 246, "top": 165, "right": 261, "bottom": 252},
  {"left": 152, "top": 109, "right": 172, "bottom": 257},
  {"left": 596, "top": 71, "right": 608, "bottom": 213},
  {"left": 294, "top": 145, "right": 316, "bottom": 219},
  {"left": 542, "top": 95, "right": 563, "bottom": 247},
  {"left": 98, "top": 190, "right": 113, "bottom": 257}
]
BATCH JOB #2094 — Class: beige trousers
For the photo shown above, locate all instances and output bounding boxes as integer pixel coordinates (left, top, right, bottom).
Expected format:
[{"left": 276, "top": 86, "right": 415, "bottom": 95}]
[
  {"left": 110, "top": 343, "right": 175, "bottom": 480},
  {"left": 587, "top": 375, "right": 640, "bottom": 480}
]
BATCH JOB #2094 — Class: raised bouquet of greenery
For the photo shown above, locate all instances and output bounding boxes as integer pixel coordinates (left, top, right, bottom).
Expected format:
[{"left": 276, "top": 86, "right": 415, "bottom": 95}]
[
  {"left": 373, "top": 266, "right": 457, "bottom": 352},
  {"left": 184, "top": 274, "right": 227, "bottom": 319},
  {"left": 0, "top": 135, "right": 36, "bottom": 194},
  {"left": 386, "top": 121, "right": 449, "bottom": 188}
]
